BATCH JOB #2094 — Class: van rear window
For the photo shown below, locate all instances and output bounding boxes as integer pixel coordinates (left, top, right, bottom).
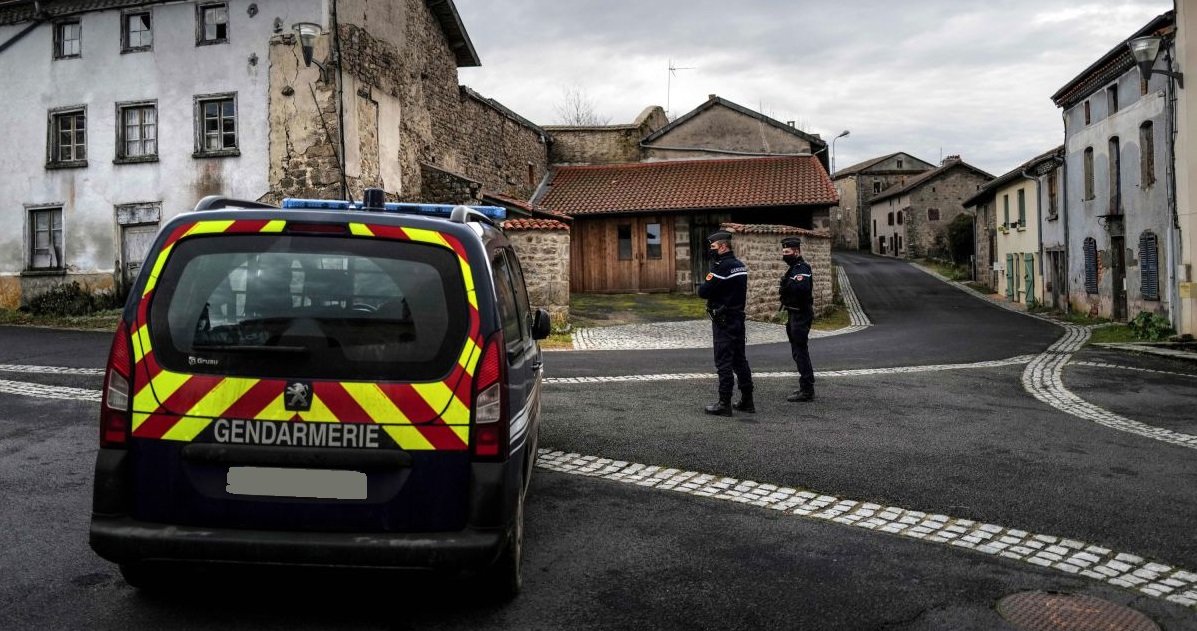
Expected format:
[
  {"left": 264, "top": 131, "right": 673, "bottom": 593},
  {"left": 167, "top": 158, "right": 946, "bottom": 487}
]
[{"left": 148, "top": 234, "right": 468, "bottom": 381}]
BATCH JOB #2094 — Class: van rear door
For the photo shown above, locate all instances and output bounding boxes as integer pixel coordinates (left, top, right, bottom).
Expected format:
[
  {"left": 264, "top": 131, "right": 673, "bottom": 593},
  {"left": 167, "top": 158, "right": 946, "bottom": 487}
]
[{"left": 126, "top": 219, "right": 483, "bottom": 532}]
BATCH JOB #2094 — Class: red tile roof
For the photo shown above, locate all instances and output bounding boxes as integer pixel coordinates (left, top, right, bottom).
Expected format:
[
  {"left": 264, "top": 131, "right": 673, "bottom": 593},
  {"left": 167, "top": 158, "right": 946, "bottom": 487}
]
[
  {"left": 538, "top": 156, "right": 837, "bottom": 216},
  {"left": 502, "top": 218, "right": 570, "bottom": 232}
]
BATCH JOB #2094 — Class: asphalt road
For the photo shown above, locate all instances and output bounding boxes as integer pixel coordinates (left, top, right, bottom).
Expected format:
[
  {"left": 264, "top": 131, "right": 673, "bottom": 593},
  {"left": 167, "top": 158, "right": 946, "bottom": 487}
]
[{"left": 1, "top": 252, "right": 1195, "bottom": 630}]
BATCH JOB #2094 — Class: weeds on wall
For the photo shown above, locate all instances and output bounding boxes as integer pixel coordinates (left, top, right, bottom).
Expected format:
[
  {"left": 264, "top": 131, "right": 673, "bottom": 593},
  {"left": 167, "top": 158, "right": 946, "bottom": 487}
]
[
  {"left": 1128, "top": 311, "right": 1175, "bottom": 341},
  {"left": 28, "top": 282, "right": 119, "bottom": 317}
]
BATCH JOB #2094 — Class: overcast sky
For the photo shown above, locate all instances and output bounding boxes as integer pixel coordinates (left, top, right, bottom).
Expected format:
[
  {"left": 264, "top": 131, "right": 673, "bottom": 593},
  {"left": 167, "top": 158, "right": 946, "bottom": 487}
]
[{"left": 454, "top": 0, "right": 1172, "bottom": 177}]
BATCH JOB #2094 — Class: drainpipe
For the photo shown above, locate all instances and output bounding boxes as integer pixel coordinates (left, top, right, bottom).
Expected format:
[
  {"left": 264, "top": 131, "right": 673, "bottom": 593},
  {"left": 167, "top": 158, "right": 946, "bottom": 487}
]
[
  {"left": 330, "top": 0, "right": 349, "bottom": 201},
  {"left": 1165, "top": 39, "right": 1182, "bottom": 332},
  {"left": 1061, "top": 112, "right": 1072, "bottom": 314}
]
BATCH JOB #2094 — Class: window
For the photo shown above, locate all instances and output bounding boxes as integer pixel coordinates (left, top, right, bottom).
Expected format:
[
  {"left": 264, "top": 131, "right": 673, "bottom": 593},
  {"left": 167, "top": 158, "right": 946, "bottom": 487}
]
[
  {"left": 1140, "top": 122, "right": 1155, "bottom": 187},
  {"left": 931, "top": 186, "right": 936, "bottom": 193},
  {"left": 1109, "top": 136, "right": 1121, "bottom": 214},
  {"left": 47, "top": 106, "right": 86, "bottom": 167},
  {"left": 1139, "top": 231, "right": 1160, "bottom": 301},
  {"left": 617, "top": 224, "right": 632, "bottom": 260},
  {"left": 1084, "top": 100, "right": 1091, "bottom": 125},
  {"left": 1140, "top": 69, "right": 1149, "bottom": 95},
  {"left": 1047, "top": 171, "right": 1059, "bottom": 218},
  {"left": 53, "top": 19, "right": 81, "bottom": 59},
  {"left": 1107, "top": 85, "right": 1119, "bottom": 114},
  {"left": 506, "top": 250, "right": 533, "bottom": 342},
  {"left": 492, "top": 251, "right": 523, "bottom": 345},
  {"left": 122, "top": 11, "right": 152, "bottom": 52},
  {"left": 1017, "top": 189, "right": 1026, "bottom": 226},
  {"left": 873, "top": 181, "right": 881, "bottom": 194},
  {"left": 872, "top": 220, "right": 877, "bottom": 237},
  {"left": 646, "top": 223, "right": 661, "bottom": 259},
  {"left": 194, "top": 93, "right": 238, "bottom": 157},
  {"left": 927, "top": 208, "right": 940, "bottom": 221},
  {"left": 1083, "top": 237, "right": 1098, "bottom": 294},
  {"left": 887, "top": 212, "right": 894, "bottom": 226},
  {"left": 897, "top": 235, "right": 903, "bottom": 251},
  {"left": 28, "top": 207, "right": 63, "bottom": 270},
  {"left": 897, "top": 210, "right": 904, "bottom": 225},
  {"left": 197, "top": 3, "right": 229, "bottom": 45},
  {"left": 1083, "top": 147, "right": 1094, "bottom": 200},
  {"left": 149, "top": 235, "right": 469, "bottom": 382},
  {"left": 1003, "top": 194, "right": 1010, "bottom": 227},
  {"left": 896, "top": 158, "right": 904, "bottom": 169},
  {"left": 116, "top": 102, "right": 157, "bottom": 162}
]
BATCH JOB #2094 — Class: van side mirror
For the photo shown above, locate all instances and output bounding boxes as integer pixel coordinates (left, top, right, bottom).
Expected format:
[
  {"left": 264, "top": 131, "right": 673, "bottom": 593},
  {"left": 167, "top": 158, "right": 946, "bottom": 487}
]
[{"left": 532, "top": 308, "right": 551, "bottom": 340}]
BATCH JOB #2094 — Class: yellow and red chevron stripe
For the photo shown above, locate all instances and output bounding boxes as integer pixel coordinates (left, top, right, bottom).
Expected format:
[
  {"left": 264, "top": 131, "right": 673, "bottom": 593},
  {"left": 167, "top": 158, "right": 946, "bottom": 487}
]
[{"left": 130, "top": 218, "right": 483, "bottom": 451}]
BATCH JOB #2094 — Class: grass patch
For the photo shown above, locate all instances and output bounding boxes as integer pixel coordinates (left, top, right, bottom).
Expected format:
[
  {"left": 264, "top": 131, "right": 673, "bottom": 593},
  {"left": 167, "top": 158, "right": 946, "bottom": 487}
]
[
  {"left": 914, "top": 258, "right": 971, "bottom": 282},
  {"left": 812, "top": 305, "right": 851, "bottom": 331},
  {"left": 0, "top": 308, "right": 122, "bottom": 332},
  {"left": 1088, "top": 324, "right": 1141, "bottom": 345},
  {"left": 569, "top": 292, "right": 708, "bottom": 328},
  {"left": 540, "top": 331, "right": 575, "bottom": 350}
]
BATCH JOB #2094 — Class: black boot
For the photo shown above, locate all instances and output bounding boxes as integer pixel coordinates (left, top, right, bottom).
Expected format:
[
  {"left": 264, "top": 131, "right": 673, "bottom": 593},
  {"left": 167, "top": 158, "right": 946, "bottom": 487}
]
[
  {"left": 732, "top": 392, "right": 755, "bottom": 413},
  {"left": 705, "top": 398, "right": 733, "bottom": 416},
  {"left": 786, "top": 389, "right": 814, "bottom": 403}
]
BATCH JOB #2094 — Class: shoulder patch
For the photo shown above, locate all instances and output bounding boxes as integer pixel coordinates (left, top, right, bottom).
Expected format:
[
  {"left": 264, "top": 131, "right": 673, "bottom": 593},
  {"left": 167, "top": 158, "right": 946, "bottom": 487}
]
[{"left": 705, "top": 273, "right": 714, "bottom": 281}]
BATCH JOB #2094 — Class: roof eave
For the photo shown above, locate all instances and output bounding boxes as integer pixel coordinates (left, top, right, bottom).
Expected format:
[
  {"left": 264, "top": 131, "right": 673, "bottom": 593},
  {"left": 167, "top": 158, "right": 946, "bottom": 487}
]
[{"left": 425, "top": 0, "right": 481, "bottom": 68}]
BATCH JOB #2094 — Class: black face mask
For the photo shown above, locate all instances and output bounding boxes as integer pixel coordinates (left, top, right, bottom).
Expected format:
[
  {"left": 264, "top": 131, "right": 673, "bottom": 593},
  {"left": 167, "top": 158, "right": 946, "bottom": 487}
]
[{"left": 783, "top": 254, "right": 800, "bottom": 266}]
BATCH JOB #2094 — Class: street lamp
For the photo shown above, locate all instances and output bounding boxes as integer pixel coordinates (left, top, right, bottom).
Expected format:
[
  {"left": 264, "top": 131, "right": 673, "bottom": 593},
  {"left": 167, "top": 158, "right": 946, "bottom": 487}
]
[
  {"left": 291, "top": 22, "right": 329, "bottom": 80},
  {"left": 831, "top": 129, "right": 850, "bottom": 175},
  {"left": 1128, "top": 35, "right": 1184, "bottom": 89}
]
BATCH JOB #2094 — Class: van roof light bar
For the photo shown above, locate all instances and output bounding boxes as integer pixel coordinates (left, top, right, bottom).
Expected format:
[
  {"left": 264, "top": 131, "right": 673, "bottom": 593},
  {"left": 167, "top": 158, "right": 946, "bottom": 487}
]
[{"left": 280, "top": 198, "right": 506, "bottom": 222}]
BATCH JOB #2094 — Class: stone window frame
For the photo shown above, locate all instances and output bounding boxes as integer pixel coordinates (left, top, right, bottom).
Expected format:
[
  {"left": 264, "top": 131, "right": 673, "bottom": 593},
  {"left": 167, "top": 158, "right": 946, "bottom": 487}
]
[
  {"left": 927, "top": 208, "right": 940, "bottom": 222},
  {"left": 1083, "top": 147, "right": 1095, "bottom": 200},
  {"left": 121, "top": 9, "right": 153, "bottom": 53},
  {"left": 25, "top": 204, "right": 65, "bottom": 272},
  {"left": 46, "top": 105, "right": 88, "bottom": 169},
  {"left": 196, "top": 2, "right": 230, "bottom": 46},
  {"left": 1107, "top": 85, "right": 1119, "bottom": 114},
  {"left": 115, "top": 100, "right": 159, "bottom": 164},
  {"left": 193, "top": 92, "right": 240, "bottom": 158},
  {"left": 53, "top": 18, "right": 82, "bottom": 60},
  {"left": 873, "top": 181, "right": 882, "bottom": 194},
  {"left": 1140, "top": 121, "right": 1155, "bottom": 188}
]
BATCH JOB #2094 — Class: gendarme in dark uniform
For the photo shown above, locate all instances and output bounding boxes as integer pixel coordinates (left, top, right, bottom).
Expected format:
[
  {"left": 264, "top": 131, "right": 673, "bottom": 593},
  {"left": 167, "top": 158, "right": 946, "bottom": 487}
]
[
  {"left": 697, "top": 230, "right": 754, "bottom": 416},
  {"left": 779, "top": 236, "right": 815, "bottom": 401}
]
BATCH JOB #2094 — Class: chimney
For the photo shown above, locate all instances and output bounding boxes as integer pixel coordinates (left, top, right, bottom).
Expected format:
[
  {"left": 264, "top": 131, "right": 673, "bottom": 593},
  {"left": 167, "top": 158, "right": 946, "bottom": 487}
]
[
  {"left": 942, "top": 154, "right": 961, "bottom": 165},
  {"left": 786, "top": 120, "right": 795, "bottom": 127},
  {"left": 708, "top": 94, "right": 717, "bottom": 101}
]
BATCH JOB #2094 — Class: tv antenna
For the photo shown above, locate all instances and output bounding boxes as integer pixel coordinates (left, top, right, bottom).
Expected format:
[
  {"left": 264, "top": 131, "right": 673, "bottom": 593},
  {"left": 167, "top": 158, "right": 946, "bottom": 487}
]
[{"left": 667, "top": 59, "right": 695, "bottom": 117}]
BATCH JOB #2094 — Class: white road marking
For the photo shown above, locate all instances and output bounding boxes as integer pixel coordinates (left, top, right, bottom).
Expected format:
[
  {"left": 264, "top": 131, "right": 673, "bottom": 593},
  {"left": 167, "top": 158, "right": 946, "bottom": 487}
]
[
  {"left": 1070, "top": 361, "right": 1197, "bottom": 380},
  {"left": 535, "top": 449, "right": 1197, "bottom": 611},
  {"left": 544, "top": 356, "right": 1036, "bottom": 385},
  {"left": 0, "top": 364, "right": 103, "bottom": 376},
  {"left": 0, "top": 378, "right": 101, "bottom": 402},
  {"left": 1022, "top": 325, "right": 1197, "bottom": 450}
]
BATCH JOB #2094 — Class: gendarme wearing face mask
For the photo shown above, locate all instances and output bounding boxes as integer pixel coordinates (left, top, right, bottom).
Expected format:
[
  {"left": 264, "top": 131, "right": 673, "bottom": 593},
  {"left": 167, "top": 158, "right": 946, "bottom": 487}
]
[{"left": 778, "top": 236, "right": 815, "bottom": 402}]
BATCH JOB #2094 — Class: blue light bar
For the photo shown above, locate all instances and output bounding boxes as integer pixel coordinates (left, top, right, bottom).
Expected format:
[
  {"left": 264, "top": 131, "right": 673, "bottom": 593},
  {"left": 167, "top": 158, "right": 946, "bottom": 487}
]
[
  {"left": 280, "top": 198, "right": 507, "bottom": 220},
  {"left": 281, "top": 198, "right": 351, "bottom": 210}
]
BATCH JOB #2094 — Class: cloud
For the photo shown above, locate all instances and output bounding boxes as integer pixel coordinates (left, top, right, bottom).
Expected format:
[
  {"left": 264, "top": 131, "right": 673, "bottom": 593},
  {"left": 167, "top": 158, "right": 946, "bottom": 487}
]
[{"left": 454, "top": 0, "right": 1170, "bottom": 176}]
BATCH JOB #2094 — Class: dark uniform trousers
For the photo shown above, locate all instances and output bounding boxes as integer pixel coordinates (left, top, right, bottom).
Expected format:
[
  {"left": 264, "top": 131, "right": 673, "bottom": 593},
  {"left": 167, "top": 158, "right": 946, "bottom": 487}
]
[
  {"left": 713, "top": 312, "right": 753, "bottom": 400},
  {"left": 786, "top": 309, "right": 815, "bottom": 394}
]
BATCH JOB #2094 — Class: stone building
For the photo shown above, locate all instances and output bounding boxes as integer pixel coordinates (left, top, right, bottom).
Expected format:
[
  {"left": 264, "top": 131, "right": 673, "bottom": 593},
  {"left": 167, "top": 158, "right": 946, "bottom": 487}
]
[
  {"left": 963, "top": 148, "right": 1062, "bottom": 305},
  {"left": 868, "top": 156, "right": 992, "bottom": 259},
  {"left": 537, "top": 95, "right": 836, "bottom": 295},
  {"left": 830, "top": 152, "right": 935, "bottom": 250},
  {"left": 1177, "top": 1, "right": 1197, "bottom": 336},
  {"left": 1050, "top": 11, "right": 1177, "bottom": 322},
  {"left": 0, "top": 0, "right": 553, "bottom": 307}
]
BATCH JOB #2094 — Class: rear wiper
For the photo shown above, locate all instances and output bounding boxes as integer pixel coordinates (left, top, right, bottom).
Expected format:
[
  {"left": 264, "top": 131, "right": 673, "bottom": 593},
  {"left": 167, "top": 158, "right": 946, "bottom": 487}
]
[{"left": 191, "top": 344, "right": 310, "bottom": 354}]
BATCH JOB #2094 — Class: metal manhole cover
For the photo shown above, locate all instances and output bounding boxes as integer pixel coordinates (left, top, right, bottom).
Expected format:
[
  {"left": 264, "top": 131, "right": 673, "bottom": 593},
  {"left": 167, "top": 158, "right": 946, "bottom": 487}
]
[{"left": 996, "top": 591, "right": 1159, "bottom": 631}]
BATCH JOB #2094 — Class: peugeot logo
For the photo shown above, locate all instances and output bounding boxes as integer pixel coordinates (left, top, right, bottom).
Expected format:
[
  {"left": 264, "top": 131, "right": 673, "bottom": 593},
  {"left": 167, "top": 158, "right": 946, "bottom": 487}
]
[{"left": 284, "top": 382, "right": 313, "bottom": 412}]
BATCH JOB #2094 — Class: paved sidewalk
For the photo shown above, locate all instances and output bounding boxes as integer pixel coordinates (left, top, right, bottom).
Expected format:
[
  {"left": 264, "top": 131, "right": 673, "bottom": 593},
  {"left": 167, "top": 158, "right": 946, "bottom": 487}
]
[{"left": 570, "top": 267, "right": 872, "bottom": 351}]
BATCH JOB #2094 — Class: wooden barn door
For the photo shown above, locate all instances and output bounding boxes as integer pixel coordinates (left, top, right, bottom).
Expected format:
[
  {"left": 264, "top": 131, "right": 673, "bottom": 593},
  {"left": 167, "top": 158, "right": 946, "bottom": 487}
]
[
  {"left": 570, "top": 217, "right": 675, "bottom": 293},
  {"left": 637, "top": 216, "right": 673, "bottom": 291}
]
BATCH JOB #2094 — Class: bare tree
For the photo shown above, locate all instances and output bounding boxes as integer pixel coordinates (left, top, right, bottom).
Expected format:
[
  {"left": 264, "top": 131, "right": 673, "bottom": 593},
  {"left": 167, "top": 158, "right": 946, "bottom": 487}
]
[{"left": 554, "top": 86, "right": 611, "bottom": 126}]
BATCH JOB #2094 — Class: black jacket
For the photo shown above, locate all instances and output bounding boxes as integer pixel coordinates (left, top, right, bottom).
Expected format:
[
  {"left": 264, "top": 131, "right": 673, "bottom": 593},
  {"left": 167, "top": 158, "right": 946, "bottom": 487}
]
[
  {"left": 698, "top": 251, "right": 748, "bottom": 312},
  {"left": 780, "top": 257, "right": 814, "bottom": 314}
]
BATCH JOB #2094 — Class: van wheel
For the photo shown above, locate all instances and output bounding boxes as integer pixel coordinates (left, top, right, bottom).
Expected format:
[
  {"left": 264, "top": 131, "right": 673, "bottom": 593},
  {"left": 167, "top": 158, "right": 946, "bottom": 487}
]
[
  {"left": 118, "top": 563, "right": 167, "bottom": 591},
  {"left": 484, "top": 497, "right": 524, "bottom": 602}
]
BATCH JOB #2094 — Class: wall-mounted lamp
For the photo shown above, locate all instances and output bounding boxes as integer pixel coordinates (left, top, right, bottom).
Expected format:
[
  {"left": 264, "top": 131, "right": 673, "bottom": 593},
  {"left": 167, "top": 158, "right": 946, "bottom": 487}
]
[
  {"left": 291, "top": 22, "right": 329, "bottom": 81},
  {"left": 1128, "top": 35, "right": 1183, "bottom": 89}
]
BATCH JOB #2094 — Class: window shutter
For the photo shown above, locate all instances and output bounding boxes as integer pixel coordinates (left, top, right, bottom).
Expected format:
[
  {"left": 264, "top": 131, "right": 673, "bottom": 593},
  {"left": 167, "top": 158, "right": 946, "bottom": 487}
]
[
  {"left": 1006, "top": 254, "right": 1015, "bottom": 298},
  {"left": 1140, "top": 232, "right": 1159, "bottom": 300},
  {"left": 1084, "top": 237, "right": 1098, "bottom": 294}
]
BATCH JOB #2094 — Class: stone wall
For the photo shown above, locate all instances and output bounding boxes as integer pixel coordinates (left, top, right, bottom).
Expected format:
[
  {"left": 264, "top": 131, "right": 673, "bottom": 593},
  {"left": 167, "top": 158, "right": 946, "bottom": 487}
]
[
  {"left": 906, "top": 164, "right": 991, "bottom": 259},
  {"left": 503, "top": 222, "right": 571, "bottom": 325},
  {"left": 544, "top": 106, "right": 668, "bottom": 165},
  {"left": 722, "top": 224, "right": 833, "bottom": 322}
]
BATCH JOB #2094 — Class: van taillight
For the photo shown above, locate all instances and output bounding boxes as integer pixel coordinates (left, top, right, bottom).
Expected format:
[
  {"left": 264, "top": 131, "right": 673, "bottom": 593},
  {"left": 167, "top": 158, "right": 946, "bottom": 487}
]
[
  {"left": 471, "top": 330, "right": 507, "bottom": 460},
  {"left": 100, "top": 320, "right": 132, "bottom": 448}
]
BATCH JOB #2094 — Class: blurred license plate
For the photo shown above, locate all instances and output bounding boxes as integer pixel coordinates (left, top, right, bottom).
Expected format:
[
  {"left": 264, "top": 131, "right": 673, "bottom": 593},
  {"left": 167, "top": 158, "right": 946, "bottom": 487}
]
[{"left": 226, "top": 467, "right": 367, "bottom": 500}]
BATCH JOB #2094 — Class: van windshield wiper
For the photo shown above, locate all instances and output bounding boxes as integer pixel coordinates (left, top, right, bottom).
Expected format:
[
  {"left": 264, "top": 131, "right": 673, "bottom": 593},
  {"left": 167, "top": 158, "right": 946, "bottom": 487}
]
[{"left": 190, "top": 344, "right": 310, "bottom": 354}]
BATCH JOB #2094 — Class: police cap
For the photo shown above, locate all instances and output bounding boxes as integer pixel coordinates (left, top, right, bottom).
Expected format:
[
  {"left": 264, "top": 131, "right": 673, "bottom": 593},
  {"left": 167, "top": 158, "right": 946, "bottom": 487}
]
[
  {"left": 780, "top": 236, "right": 802, "bottom": 249},
  {"left": 706, "top": 230, "right": 732, "bottom": 244}
]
